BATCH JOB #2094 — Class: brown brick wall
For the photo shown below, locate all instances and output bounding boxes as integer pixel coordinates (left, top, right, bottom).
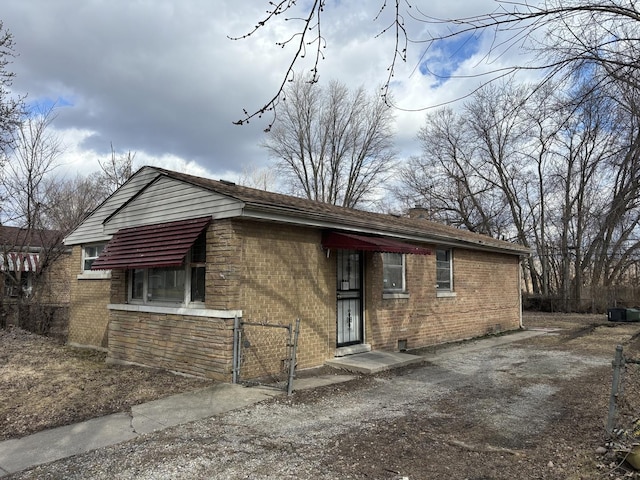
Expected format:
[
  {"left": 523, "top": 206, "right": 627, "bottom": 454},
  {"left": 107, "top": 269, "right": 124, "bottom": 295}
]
[
  {"left": 236, "top": 220, "right": 335, "bottom": 377},
  {"left": 207, "top": 221, "right": 241, "bottom": 310},
  {"left": 66, "top": 219, "right": 522, "bottom": 380},
  {"left": 108, "top": 309, "right": 234, "bottom": 381},
  {"left": 366, "top": 247, "right": 521, "bottom": 352},
  {"left": 110, "top": 269, "right": 127, "bottom": 304},
  {"left": 67, "top": 246, "right": 111, "bottom": 348},
  {"left": 99, "top": 219, "right": 326, "bottom": 381},
  {"left": 35, "top": 250, "right": 73, "bottom": 305}
]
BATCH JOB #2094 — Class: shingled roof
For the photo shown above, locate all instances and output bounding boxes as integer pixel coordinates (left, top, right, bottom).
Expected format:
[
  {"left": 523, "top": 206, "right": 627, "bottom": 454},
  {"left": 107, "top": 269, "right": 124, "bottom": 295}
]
[
  {"left": 0, "top": 226, "right": 63, "bottom": 250},
  {"left": 151, "top": 167, "right": 530, "bottom": 256}
]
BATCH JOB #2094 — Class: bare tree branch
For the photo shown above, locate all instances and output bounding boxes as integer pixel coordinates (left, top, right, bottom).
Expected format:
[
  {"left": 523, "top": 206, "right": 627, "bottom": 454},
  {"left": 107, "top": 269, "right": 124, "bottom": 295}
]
[
  {"left": 233, "top": 1, "right": 640, "bottom": 118},
  {"left": 262, "top": 76, "right": 396, "bottom": 209},
  {"left": 97, "top": 143, "right": 135, "bottom": 195},
  {"left": 230, "top": 0, "right": 326, "bottom": 129},
  {"left": 0, "top": 21, "right": 25, "bottom": 161}
]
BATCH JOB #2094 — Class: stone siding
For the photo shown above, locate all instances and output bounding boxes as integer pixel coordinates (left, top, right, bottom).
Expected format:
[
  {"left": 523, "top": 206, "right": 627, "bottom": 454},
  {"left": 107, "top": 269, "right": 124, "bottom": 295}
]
[{"left": 108, "top": 309, "right": 234, "bottom": 380}]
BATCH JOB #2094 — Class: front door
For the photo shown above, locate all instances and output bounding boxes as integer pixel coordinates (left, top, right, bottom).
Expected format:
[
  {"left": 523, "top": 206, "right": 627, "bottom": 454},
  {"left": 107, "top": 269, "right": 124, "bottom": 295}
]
[{"left": 336, "top": 250, "right": 363, "bottom": 347}]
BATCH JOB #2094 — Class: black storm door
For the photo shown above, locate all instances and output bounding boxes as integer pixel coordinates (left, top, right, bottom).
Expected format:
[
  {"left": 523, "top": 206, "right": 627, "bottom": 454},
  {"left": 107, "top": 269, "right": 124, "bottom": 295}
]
[{"left": 336, "top": 250, "right": 363, "bottom": 347}]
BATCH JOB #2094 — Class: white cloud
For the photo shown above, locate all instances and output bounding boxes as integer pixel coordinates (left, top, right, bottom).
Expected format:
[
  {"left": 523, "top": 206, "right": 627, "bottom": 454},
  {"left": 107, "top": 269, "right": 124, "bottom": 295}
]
[{"left": 2, "top": 0, "right": 538, "bottom": 182}]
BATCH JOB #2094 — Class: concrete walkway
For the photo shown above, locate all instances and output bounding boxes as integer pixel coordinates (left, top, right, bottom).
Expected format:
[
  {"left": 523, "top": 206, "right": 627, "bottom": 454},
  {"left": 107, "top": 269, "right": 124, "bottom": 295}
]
[
  {"left": 0, "top": 376, "right": 354, "bottom": 477},
  {"left": 326, "top": 350, "right": 425, "bottom": 374},
  {"left": 0, "top": 329, "right": 547, "bottom": 477},
  {"left": 324, "top": 329, "right": 549, "bottom": 373}
]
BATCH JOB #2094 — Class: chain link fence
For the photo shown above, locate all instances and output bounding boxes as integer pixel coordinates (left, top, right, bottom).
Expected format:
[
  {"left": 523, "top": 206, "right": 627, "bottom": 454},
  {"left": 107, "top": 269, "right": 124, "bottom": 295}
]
[{"left": 606, "top": 345, "right": 640, "bottom": 470}]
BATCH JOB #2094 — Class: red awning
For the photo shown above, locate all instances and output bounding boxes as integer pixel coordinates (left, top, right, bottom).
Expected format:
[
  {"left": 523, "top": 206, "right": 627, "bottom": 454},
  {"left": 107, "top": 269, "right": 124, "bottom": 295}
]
[
  {"left": 91, "top": 217, "right": 211, "bottom": 270},
  {"left": 322, "top": 231, "right": 431, "bottom": 255}
]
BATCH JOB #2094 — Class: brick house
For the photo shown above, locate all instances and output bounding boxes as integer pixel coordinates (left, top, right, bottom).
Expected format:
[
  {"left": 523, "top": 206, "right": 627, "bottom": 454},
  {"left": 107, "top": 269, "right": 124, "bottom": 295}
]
[
  {"left": 64, "top": 166, "right": 530, "bottom": 380},
  {"left": 0, "top": 226, "right": 71, "bottom": 333}
]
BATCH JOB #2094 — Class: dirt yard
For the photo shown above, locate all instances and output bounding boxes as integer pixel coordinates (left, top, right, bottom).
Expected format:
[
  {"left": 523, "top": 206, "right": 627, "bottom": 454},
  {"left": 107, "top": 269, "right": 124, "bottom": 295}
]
[
  {"left": 0, "top": 328, "right": 212, "bottom": 440},
  {"left": 3, "top": 312, "right": 640, "bottom": 479}
]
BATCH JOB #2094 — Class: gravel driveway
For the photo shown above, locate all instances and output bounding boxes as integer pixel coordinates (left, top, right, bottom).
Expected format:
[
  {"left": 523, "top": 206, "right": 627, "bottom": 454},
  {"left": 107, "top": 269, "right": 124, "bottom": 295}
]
[{"left": 8, "top": 319, "right": 624, "bottom": 480}]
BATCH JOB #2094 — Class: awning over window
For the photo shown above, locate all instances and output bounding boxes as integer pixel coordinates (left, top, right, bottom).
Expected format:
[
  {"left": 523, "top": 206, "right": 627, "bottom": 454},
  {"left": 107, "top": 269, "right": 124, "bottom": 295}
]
[
  {"left": 1, "top": 253, "right": 40, "bottom": 272},
  {"left": 91, "top": 217, "right": 211, "bottom": 270},
  {"left": 322, "top": 231, "right": 431, "bottom": 255}
]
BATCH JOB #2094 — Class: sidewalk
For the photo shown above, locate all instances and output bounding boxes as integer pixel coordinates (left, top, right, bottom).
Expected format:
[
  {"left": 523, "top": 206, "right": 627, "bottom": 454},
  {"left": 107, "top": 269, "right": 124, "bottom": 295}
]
[{"left": 0, "top": 375, "right": 355, "bottom": 477}]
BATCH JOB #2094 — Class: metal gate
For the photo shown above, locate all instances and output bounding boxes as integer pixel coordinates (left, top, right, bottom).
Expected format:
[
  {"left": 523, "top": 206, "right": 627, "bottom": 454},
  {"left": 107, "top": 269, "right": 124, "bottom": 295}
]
[{"left": 232, "top": 317, "right": 300, "bottom": 395}]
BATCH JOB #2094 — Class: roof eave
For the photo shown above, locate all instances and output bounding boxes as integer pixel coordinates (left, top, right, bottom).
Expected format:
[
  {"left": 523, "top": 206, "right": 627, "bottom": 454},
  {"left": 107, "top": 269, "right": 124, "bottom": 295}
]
[{"left": 240, "top": 203, "right": 530, "bottom": 256}]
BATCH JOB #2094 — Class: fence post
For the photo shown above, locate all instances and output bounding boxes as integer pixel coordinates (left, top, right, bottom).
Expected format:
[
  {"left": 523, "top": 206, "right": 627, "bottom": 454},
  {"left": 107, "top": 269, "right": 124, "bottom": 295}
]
[
  {"left": 232, "top": 315, "right": 241, "bottom": 384},
  {"left": 607, "top": 345, "right": 625, "bottom": 436},
  {"left": 287, "top": 318, "right": 301, "bottom": 396}
]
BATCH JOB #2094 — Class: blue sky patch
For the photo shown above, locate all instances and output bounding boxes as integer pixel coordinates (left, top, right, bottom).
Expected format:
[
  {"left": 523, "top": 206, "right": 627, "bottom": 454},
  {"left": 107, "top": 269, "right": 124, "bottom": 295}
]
[
  {"left": 26, "top": 96, "right": 74, "bottom": 115},
  {"left": 419, "top": 33, "right": 481, "bottom": 85}
]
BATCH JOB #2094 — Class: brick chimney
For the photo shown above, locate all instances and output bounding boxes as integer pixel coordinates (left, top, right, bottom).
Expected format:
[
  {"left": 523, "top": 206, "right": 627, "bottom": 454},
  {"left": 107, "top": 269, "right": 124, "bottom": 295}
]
[{"left": 407, "top": 204, "right": 429, "bottom": 220}]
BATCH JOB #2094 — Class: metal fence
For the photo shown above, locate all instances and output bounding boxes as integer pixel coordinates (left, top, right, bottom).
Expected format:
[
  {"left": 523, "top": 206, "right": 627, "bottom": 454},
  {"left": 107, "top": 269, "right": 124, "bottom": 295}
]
[
  {"left": 606, "top": 345, "right": 640, "bottom": 468},
  {"left": 232, "top": 317, "right": 300, "bottom": 395}
]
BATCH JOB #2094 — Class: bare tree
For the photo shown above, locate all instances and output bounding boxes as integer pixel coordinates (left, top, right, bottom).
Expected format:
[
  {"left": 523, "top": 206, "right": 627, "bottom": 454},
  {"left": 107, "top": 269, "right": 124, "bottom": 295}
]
[
  {"left": 399, "top": 108, "right": 510, "bottom": 236},
  {"left": 401, "top": 74, "right": 640, "bottom": 310},
  {"left": 2, "top": 105, "right": 62, "bottom": 229},
  {"left": 400, "top": 81, "right": 544, "bottom": 290},
  {"left": 0, "top": 21, "right": 24, "bottom": 160},
  {"left": 0, "top": 103, "right": 71, "bottom": 334},
  {"left": 41, "top": 174, "right": 106, "bottom": 233},
  {"left": 97, "top": 143, "right": 135, "bottom": 195},
  {"left": 262, "top": 77, "right": 396, "bottom": 209},
  {"left": 237, "top": 164, "right": 280, "bottom": 191},
  {"left": 400, "top": 81, "right": 532, "bottom": 237}
]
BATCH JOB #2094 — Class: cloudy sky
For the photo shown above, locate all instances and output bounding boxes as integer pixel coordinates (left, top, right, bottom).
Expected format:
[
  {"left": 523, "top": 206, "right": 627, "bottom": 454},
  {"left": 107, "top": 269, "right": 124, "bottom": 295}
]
[{"left": 2, "top": 1, "right": 531, "bottom": 183}]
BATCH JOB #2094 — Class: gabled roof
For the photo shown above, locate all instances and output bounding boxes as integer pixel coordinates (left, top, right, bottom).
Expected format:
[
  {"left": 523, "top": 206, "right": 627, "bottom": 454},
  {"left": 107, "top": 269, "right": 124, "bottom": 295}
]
[
  {"left": 65, "top": 165, "right": 530, "bottom": 256},
  {"left": 150, "top": 167, "right": 530, "bottom": 256}
]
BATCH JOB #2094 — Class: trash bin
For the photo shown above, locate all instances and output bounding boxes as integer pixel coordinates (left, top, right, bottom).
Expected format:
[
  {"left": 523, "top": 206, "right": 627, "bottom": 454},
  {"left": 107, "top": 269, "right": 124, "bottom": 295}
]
[
  {"left": 626, "top": 308, "right": 640, "bottom": 322},
  {"left": 608, "top": 308, "right": 640, "bottom": 322}
]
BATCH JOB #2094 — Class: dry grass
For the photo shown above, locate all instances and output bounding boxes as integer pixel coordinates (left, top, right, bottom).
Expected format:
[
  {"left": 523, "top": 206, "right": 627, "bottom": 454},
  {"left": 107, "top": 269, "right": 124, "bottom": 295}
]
[{"left": 0, "top": 327, "right": 212, "bottom": 440}]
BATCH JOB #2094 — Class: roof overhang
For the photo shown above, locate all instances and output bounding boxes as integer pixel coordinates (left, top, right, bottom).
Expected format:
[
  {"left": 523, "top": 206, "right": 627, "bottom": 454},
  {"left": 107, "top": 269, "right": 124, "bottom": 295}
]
[
  {"left": 91, "top": 216, "right": 211, "bottom": 270},
  {"left": 241, "top": 205, "right": 529, "bottom": 256},
  {"left": 322, "top": 231, "right": 431, "bottom": 255}
]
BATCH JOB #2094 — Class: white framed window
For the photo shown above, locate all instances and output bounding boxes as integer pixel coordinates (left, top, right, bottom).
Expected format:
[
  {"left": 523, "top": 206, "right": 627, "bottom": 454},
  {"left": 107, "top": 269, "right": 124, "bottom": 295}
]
[
  {"left": 83, "top": 244, "right": 105, "bottom": 271},
  {"left": 436, "top": 249, "right": 453, "bottom": 291},
  {"left": 78, "top": 243, "right": 111, "bottom": 279},
  {"left": 382, "top": 252, "right": 406, "bottom": 293},
  {"left": 129, "top": 232, "right": 205, "bottom": 306}
]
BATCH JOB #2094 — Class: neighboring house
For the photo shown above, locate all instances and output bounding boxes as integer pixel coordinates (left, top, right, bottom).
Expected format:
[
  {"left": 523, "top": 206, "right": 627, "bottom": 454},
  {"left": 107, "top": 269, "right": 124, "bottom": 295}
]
[
  {"left": 64, "top": 166, "right": 530, "bottom": 380},
  {"left": 0, "top": 226, "right": 71, "bottom": 331}
]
